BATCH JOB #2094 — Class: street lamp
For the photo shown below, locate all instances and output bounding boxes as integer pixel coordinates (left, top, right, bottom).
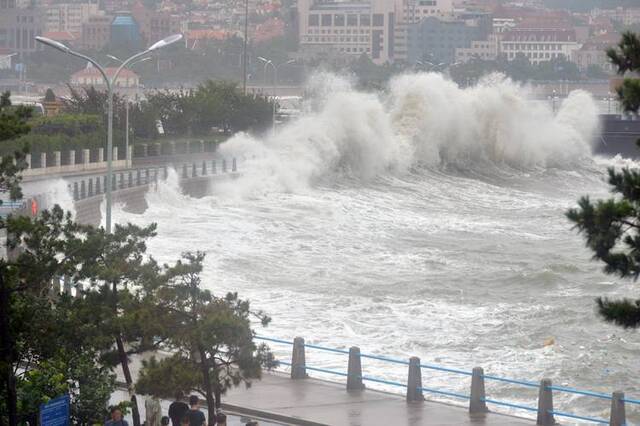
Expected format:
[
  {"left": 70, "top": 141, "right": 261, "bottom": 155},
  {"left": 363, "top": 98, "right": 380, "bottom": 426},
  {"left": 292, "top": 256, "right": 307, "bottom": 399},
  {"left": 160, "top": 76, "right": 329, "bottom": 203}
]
[
  {"left": 258, "top": 56, "right": 295, "bottom": 133},
  {"left": 106, "top": 55, "right": 152, "bottom": 167},
  {"left": 36, "top": 34, "right": 182, "bottom": 233}
]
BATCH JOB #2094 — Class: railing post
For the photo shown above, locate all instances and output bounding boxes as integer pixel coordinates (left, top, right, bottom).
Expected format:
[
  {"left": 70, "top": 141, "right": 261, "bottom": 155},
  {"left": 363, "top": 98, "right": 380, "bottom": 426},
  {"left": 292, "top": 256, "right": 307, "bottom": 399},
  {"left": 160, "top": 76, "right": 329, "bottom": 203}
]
[
  {"left": 83, "top": 149, "right": 90, "bottom": 167},
  {"left": 25, "top": 153, "right": 31, "bottom": 169},
  {"left": 69, "top": 150, "right": 75, "bottom": 166},
  {"left": 40, "top": 152, "right": 46, "bottom": 169},
  {"left": 98, "top": 148, "right": 104, "bottom": 163},
  {"left": 291, "top": 337, "right": 307, "bottom": 379},
  {"left": 53, "top": 151, "right": 61, "bottom": 168},
  {"left": 406, "top": 356, "right": 423, "bottom": 402},
  {"left": 610, "top": 391, "right": 626, "bottom": 426},
  {"left": 164, "top": 166, "right": 168, "bottom": 180},
  {"left": 202, "top": 161, "right": 207, "bottom": 175},
  {"left": 95, "top": 177, "right": 101, "bottom": 194},
  {"left": 469, "top": 367, "right": 488, "bottom": 414},
  {"left": 80, "top": 180, "right": 86, "bottom": 199},
  {"left": 212, "top": 160, "right": 217, "bottom": 174},
  {"left": 113, "top": 147, "right": 118, "bottom": 162},
  {"left": 182, "top": 164, "right": 188, "bottom": 178},
  {"left": 73, "top": 182, "right": 79, "bottom": 201},
  {"left": 192, "top": 163, "right": 197, "bottom": 177},
  {"left": 536, "top": 379, "right": 555, "bottom": 426},
  {"left": 347, "top": 346, "right": 364, "bottom": 391},
  {"left": 232, "top": 157, "right": 237, "bottom": 172},
  {"left": 88, "top": 179, "right": 93, "bottom": 197},
  {"left": 128, "top": 172, "right": 133, "bottom": 188},
  {"left": 222, "top": 159, "right": 227, "bottom": 173},
  {"left": 119, "top": 173, "right": 124, "bottom": 189}
]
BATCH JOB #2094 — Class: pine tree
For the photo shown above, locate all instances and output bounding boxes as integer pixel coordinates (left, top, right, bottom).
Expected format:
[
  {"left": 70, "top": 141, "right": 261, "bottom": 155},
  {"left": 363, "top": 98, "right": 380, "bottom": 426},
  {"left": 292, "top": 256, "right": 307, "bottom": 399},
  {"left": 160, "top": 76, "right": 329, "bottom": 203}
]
[{"left": 568, "top": 32, "right": 640, "bottom": 328}]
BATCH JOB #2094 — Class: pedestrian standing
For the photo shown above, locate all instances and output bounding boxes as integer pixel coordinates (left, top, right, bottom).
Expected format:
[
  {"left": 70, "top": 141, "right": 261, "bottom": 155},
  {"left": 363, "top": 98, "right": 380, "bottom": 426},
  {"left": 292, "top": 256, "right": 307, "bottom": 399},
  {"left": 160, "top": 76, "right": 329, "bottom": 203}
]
[
  {"left": 168, "top": 392, "right": 189, "bottom": 426},
  {"left": 105, "top": 407, "right": 129, "bottom": 426},
  {"left": 186, "top": 395, "right": 205, "bottom": 426}
]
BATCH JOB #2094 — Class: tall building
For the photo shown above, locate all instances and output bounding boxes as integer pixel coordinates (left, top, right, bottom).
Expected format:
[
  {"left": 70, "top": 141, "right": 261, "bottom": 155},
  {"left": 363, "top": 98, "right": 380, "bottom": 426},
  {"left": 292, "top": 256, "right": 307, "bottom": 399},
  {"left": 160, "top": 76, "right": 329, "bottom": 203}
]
[
  {"left": 45, "top": 2, "right": 100, "bottom": 34},
  {"left": 394, "top": 0, "right": 454, "bottom": 62},
  {"left": 0, "top": 2, "right": 44, "bottom": 56},
  {"left": 110, "top": 12, "right": 142, "bottom": 50},
  {"left": 407, "top": 13, "right": 491, "bottom": 64},
  {"left": 297, "top": 0, "right": 396, "bottom": 64},
  {"left": 131, "top": 1, "right": 181, "bottom": 46},
  {"left": 81, "top": 14, "right": 111, "bottom": 50}
]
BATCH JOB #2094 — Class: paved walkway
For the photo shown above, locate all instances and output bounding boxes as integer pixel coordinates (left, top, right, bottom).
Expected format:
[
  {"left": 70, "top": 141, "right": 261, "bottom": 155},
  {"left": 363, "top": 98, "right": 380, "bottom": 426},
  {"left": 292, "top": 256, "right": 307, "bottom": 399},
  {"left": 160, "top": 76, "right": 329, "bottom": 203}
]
[{"left": 221, "top": 372, "right": 533, "bottom": 426}]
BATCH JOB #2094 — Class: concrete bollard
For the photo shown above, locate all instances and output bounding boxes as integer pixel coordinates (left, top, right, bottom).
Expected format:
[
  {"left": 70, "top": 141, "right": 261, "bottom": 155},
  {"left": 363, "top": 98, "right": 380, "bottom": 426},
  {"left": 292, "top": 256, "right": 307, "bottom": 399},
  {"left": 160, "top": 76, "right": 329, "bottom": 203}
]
[
  {"left": 182, "top": 164, "right": 188, "bottom": 178},
  {"left": 95, "top": 177, "right": 101, "bottom": 194},
  {"left": 469, "top": 367, "right": 488, "bottom": 414},
  {"left": 73, "top": 182, "right": 79, "bottom": 201},
  {"left": 113, "top": 147, "right": 118, "bottom": 162},
  {"left": 98, "top": 148, "right": 104, "bottom": 163},
  {"left": 211, "top": 160, "right": 217, "bottom": 174},
  {"left": 69, "top": 150, "right": 75, "bottom": 166},
  {"left": 80, "top": 181, "right": 86, "bottom": 199},
  {"left": 83, "top": 149, "right": 90, "bottom": 166},
  {"left": 291, "top": 337, "right": 307, "bottom": 379},
  {"left": 146, "top": 169, "right": 150, "bottom": 184},
  {"left": 119, "top": 173, "right": 125, "bottom": 189},
  {"left": 128, "top": 172, "right": 133, "bottom": 188},
  {"left": 202, "top": 161, "right": 207, "bottom": 175},
  {"left": 53, "top": 151, "right": 61, "bottom": 167},
  {"left": 347, "top": 346, "right": 365, "bottom": 391},
  {"left": 536, "top": 379, "right": 555, "bottom": 426},
  {"left": 610, "top": 391, "right": 626, "bottom": 426},
  {"left": 222, "top": 159, "right": 227, "bottom": 173},
  {"left": 232, "top": 157, "right": 237, "bottom": 172},
  {"left": 192, "top": 163, "right": 197, "bottom": 177},
  {"left": 25, "top": 154, "right": 31, "bottom": 169},
  {"left": 88, "top": 179, "right": 93, "bottom": 197},
  {"left": 406, "top": 357, "right": 423, "bottom": 402},
  {"left": 40, "top": 152, "right": 46, "bottom": 169}
]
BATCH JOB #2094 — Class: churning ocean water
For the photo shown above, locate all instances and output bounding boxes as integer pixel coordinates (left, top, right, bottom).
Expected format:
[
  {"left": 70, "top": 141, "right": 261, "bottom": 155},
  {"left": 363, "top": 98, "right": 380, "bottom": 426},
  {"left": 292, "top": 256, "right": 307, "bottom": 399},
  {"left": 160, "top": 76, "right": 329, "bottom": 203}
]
[{"left": 108, "top": 73, "right": 640, "bottom": 423}]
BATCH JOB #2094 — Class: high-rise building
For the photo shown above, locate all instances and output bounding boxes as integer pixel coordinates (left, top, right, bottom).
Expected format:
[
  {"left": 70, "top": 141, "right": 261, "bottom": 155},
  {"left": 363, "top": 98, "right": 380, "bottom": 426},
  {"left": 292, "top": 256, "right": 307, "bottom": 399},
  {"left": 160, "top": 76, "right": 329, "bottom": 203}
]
[
  {"left": 45, "top": 2, "right": 100, "bottom": 34},
  {"left": 297, "top": 0, "right": 396, "bottom": 64},
  {"left": 131, "top": 1, "right": 181, "bottom": 46},
  {"left": 81, "top": 14, "right": 111, "bottom": 50},
  {"left": 0, "top": 1, "right": 43, "bottom": 56}
]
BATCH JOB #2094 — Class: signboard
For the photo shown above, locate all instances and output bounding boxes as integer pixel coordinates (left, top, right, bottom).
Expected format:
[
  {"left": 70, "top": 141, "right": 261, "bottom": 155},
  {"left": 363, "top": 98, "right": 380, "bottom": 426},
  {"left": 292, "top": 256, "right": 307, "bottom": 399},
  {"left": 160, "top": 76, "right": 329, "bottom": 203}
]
[{"left": 40, "top": 394, "right": 70, "bottom": 426}]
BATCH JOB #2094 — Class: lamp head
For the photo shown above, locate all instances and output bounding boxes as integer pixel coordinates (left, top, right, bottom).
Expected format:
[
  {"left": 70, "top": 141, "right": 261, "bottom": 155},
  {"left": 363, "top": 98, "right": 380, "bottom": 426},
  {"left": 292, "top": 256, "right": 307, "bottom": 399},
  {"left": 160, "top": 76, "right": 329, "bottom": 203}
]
[
  {"left": 107, "top": 54, "right": 122, "bottom": 63},
  {"left": 148, "top": 34, "right": 182, "bottom": 51},
  {"left": 35, "top": 36, "right": 70, "bottom": 53},
  {"left": 258, "top": 56, "right": 269, "bottom": 63}
]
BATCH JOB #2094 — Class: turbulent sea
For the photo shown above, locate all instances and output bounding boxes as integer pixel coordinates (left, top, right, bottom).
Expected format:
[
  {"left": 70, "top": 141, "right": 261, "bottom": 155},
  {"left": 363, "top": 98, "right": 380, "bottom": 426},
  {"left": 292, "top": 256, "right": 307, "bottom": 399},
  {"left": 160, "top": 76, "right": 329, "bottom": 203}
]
[{"left": 104, "top": 73, "right": 639, "bottom": 422}]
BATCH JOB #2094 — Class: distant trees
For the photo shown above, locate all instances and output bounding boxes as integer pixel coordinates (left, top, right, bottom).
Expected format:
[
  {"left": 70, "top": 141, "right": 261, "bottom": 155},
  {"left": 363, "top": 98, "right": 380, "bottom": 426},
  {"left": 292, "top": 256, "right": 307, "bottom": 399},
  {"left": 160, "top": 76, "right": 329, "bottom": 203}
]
[{"left": 567, "top": 32, "right": 640, "bottom": 329}]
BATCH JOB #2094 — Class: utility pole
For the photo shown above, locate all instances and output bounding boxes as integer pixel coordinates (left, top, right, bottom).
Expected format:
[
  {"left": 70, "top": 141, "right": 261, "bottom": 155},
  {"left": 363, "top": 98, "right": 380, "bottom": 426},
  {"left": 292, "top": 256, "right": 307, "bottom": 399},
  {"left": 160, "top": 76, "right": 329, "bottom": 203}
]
[{"left": 243, "top": 0, "right": 249, "bottom": 94}]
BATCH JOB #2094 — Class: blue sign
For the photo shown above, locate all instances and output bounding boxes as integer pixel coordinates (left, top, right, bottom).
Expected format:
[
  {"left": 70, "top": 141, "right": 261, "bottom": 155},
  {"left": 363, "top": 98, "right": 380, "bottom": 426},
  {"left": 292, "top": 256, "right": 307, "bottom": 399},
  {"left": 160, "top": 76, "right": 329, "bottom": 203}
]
[{"left": 40, "top": 394, "right": 70, "bottom": 426}]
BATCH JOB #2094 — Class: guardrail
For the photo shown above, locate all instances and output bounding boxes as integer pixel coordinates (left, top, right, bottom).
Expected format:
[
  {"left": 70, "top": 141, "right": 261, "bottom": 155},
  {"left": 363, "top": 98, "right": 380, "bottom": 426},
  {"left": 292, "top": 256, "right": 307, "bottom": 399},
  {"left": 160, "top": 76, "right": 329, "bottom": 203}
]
[
  {"left": 66, "top": 157, "right": 238, "bottom": 202},
  {"left": 255, "top": 335, "right": 635, "bottom": 425}
]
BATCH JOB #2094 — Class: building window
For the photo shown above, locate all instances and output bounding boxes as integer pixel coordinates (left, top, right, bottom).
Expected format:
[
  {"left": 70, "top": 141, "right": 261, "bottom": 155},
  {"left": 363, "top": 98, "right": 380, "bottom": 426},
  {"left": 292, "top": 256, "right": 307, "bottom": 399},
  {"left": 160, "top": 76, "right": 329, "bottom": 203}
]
[
  {"left": 353, "top": 14, "right": 362, "bottom": 26},
  {"left": 334, "top": 14, "right": 345, "bottom": 26},
  {"left": 309, "top": 14, "right": 319, "bottom": 26},
  {"left": 372, "top": 14, "right": 383, "bottom": 26},
  {"left": 321, "top": 14, "right": 332, "bottom": 26}
]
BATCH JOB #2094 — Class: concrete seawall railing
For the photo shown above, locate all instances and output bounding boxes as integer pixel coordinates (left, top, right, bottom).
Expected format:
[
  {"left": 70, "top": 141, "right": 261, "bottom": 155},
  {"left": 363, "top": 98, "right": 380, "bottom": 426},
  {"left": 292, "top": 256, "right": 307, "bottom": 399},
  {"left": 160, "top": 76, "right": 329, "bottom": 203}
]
[
  {"left": 21, "top": 147, "right": 131, "bottom": 179},
  {"left": 256, "top": 336, "right": 635, "bottom": 426}
]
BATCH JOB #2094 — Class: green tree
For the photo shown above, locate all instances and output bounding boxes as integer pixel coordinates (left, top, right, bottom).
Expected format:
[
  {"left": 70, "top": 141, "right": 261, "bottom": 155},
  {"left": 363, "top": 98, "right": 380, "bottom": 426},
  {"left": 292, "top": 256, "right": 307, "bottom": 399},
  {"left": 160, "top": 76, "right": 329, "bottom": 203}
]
[
  {"left": 567, "top": 32, "right": 640, "bottom": 329},
  {"left": 136, "top": 252, "right": 276, "bottom": 424},
  {"left": 607, "top": 31, "right": 640, "bottom": 114}
]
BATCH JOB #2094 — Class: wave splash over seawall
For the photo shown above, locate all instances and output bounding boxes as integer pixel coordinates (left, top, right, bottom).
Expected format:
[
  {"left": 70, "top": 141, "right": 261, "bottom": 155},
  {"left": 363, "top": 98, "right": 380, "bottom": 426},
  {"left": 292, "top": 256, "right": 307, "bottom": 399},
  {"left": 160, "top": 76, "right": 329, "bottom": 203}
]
[{"left": 219, "top": 73, "right": 599, "bottom": 193}]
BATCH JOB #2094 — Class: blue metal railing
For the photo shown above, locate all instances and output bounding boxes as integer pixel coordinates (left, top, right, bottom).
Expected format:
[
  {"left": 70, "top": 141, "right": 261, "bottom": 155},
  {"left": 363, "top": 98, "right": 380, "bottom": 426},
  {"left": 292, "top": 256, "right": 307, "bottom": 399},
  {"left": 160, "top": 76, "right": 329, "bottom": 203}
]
[{"left": 255, "top": 335, "right": 638, "bottom": 424}]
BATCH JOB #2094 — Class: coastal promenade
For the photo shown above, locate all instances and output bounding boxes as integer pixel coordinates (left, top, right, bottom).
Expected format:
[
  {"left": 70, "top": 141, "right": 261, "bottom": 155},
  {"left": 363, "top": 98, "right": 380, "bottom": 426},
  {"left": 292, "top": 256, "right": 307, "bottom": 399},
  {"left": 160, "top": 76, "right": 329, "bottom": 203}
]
[{"left": 221, "top": 371, "right": 532, "bottom": 426}]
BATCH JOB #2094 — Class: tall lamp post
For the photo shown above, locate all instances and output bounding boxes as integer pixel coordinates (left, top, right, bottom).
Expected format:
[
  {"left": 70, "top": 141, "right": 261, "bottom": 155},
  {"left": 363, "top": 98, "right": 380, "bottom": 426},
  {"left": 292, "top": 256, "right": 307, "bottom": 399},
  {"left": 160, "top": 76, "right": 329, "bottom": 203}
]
[
  {"left": 36, "top": 34, "right": 182, "bottom": 233},
  {"left": 107, "top": 55, "right": 152, "bottom": 168},
  {"left": 258, "top": 56, "right": 295, "bottom": 133}
]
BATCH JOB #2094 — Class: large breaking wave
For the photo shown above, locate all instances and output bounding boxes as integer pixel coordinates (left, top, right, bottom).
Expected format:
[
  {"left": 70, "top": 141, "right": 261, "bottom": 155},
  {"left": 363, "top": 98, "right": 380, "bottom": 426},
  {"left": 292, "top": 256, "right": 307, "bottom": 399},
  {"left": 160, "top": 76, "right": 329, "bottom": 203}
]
[{"left": 218, "top": 72, "right": 599, "bottom": 194}]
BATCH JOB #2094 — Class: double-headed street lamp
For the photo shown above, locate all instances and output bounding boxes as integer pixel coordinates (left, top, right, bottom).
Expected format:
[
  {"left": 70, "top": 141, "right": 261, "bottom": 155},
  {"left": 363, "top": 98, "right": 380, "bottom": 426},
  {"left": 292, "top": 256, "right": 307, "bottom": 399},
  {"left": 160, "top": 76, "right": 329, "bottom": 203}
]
[
  {"left": 107, "top": 55, "right": 152, "bottom": 169},
  {"left": 36, "top": 34, "right": 182, "bottom": 233},
  {"left": 257, "top": 56, "right": 295, "bottom": 133}
]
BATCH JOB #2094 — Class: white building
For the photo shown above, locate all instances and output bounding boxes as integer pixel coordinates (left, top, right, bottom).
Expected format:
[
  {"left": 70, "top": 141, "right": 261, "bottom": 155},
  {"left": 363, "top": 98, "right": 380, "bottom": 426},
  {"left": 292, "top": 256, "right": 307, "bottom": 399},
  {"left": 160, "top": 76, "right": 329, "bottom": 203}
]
[
  {"left": 297, "top": 0, "right": 400, "bottom": 64},
  {"left": 500, "top": 29, "right": 580, "bottom": 65},
  {"left": 455, "top": 34, "right": 498, "bottom": 62},
  {"left": 45, "top": 2, "right": 100, "bottom": 34}
]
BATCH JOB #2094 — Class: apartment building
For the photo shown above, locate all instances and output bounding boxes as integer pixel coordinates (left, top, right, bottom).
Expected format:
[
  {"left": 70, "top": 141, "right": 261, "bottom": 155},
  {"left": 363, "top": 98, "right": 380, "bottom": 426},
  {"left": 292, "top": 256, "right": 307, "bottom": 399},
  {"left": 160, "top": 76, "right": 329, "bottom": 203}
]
[
  {"left": 0, "top": 2, "right": 43, "bottom": 56},
  {"left": 45, "top": 2, "right": 99, "bottom": 33},
  {"left": 297, "top": 0, "right": 396, "bottom": 64},
  {"left": 455, "top": 33, "right": 497, "bottom": 62},
  {"left": 131, "top": 1, "right": 181, "bottom": 46},
  {"left": 394, "top": 0, "right": 454, "bottom": 62},
  {"left": 500, "top": 29, "right": 580, "bottom": 65},
  {"left": 80, "top": 14, "right": 111, "bottom": 50}
]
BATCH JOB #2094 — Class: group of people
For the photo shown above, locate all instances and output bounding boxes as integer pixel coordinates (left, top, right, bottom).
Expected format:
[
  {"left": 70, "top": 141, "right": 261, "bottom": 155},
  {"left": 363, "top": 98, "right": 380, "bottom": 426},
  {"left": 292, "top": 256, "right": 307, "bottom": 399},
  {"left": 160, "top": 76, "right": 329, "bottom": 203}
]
[{"left": 105, "top": 394, "right": 206, "bottom": 426}]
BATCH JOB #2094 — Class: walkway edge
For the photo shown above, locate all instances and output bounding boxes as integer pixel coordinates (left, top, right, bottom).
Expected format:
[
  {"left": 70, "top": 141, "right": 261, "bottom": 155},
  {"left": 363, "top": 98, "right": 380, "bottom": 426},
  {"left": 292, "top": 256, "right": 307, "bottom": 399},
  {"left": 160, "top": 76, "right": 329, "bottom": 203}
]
[{"left": 220, "top": 402, "right": 328, "bottom": 426}]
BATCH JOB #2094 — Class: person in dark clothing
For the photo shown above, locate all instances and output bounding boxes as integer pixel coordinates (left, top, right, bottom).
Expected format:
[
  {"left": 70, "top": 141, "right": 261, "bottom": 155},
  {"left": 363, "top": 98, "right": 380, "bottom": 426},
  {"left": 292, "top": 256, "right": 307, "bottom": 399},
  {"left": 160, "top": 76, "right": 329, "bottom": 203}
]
[
  {"left": 105, "top": 407, "right": 128, "bottom": 426},
  {"left": 186, "top": 395, "right": 206, "bottom": 426},
  {"left": 168, "top": 392, "right": 189, "bottom": 426}
]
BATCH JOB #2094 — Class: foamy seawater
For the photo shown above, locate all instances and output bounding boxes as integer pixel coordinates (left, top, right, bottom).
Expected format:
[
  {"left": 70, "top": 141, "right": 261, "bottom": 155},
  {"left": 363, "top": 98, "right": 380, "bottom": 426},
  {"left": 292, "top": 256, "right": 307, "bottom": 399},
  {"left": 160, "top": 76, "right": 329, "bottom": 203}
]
[{"left": 106, "top": 74, "right": 639, "bottom": 423}]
